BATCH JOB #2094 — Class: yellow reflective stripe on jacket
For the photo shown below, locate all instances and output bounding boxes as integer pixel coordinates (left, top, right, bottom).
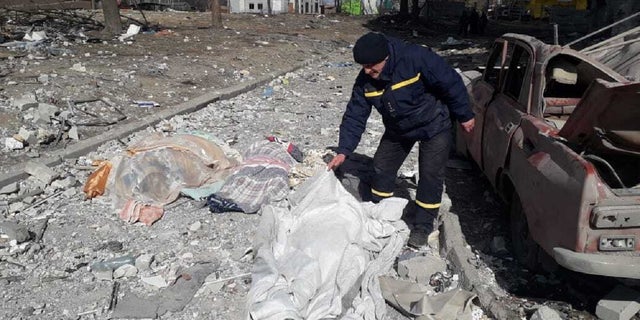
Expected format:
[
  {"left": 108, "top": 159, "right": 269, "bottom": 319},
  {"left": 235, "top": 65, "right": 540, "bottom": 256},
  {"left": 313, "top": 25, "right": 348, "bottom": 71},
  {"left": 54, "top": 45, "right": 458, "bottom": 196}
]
[
  {"left": 371, "top": 188, "right": 393, "bottom": 198},
  {"left": 363, "top": 73, "right": 420, "bottom": 98},
  {"left": 364, "top": 90, "right": 384, "bottom": 98},
  {"left": 391, "top": 73, "right": 421, "bottom": 90},
  {"left": 416, "top": 199, "right": 441, "bottom": 209}
]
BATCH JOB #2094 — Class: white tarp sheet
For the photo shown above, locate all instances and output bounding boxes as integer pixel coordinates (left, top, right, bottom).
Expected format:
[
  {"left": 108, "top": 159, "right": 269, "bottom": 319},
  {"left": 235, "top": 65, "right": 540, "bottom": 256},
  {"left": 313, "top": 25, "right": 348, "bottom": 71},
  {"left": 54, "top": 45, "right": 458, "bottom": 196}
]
[{"left": 246, "top": 170, "right": 409, "bottom": 319}]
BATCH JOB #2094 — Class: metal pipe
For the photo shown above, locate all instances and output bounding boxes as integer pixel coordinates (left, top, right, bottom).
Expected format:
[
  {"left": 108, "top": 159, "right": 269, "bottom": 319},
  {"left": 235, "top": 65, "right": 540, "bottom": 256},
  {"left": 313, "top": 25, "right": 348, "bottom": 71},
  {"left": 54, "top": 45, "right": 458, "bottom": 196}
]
[
  {"left": 580, "top": 25, "right": 640, "bottom": 52},
  {"left": 582, "top": 38, "right": 640, "bottom": 55},
  {"left": 564, "top": 10, "right": 640, "bottom": 48},
  {"left": 553, "top": 23, "right": 559, "bottom": 45}
]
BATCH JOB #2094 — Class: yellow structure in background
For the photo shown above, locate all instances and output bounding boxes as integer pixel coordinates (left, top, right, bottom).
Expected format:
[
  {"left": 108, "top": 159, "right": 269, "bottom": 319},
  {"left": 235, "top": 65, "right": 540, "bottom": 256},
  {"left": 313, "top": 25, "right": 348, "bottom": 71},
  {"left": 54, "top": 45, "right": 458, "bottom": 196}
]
[{"left": 527, "top": 0, "right": 587, "bottom": 18}]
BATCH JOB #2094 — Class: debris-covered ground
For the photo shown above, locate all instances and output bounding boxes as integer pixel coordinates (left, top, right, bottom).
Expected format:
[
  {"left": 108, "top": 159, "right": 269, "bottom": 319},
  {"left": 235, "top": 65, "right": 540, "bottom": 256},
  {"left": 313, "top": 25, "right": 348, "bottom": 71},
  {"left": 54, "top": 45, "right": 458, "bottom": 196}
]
[{"left": 1, "top": 9, "right": 634, "bottom": 320}]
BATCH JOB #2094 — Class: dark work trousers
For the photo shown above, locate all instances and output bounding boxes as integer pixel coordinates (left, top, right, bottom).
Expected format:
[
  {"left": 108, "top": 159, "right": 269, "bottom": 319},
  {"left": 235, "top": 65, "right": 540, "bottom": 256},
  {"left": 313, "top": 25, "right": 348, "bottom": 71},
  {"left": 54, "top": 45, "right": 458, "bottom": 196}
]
[{"left": 371, "top": 129, "right": 452, "bottom": 225}]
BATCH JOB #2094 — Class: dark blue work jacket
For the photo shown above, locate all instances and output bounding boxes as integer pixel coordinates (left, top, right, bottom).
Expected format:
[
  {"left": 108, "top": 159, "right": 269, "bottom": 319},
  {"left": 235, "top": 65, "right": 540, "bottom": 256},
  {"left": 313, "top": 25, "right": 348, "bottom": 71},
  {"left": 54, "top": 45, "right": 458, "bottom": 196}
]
[{"left": 337, "top": 37, "right": 474, "bottom": 156}]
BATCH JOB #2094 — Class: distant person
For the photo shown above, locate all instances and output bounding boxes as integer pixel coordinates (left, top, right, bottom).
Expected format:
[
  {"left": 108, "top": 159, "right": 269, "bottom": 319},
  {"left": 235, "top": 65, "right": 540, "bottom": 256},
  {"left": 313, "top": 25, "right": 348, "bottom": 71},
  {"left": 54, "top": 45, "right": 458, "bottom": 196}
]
[
  {"left": 479, "top": 11, "right": 488, "bottom": 35},
  {"left": 458, "top": 9, "right": 469, "bottom": 37},
  {"left": 327, "top": 32, "right": 475, "bottom": 247},
  {"left": 469, "top": 8, "right": 479, "bottom": 34}
]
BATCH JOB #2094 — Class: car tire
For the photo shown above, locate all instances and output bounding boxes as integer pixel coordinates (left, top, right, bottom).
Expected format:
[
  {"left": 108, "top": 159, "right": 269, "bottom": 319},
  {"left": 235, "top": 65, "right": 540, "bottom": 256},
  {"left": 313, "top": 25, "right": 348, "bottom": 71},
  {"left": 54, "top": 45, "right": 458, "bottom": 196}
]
[{"left": 510, "top": 192, "right": 541, "bottom": 271}]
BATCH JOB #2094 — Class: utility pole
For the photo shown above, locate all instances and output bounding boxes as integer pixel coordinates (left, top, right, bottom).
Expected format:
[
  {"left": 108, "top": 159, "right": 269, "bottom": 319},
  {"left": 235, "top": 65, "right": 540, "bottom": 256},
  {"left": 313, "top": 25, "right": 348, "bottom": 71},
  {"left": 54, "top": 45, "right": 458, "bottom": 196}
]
[
  {"left": 210, "top": 0, "right": 222, "bottom": 28},
  {"left": 102, "top": 0, "right": 122, "bottom": 35}
]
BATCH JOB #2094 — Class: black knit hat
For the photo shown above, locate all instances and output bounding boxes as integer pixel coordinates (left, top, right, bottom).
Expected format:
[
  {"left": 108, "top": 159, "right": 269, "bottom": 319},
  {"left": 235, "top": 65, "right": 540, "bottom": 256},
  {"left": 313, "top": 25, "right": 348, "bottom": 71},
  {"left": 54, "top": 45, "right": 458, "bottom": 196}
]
[{"left": 353, "top": 32, "right": 389, "bottom": 65}]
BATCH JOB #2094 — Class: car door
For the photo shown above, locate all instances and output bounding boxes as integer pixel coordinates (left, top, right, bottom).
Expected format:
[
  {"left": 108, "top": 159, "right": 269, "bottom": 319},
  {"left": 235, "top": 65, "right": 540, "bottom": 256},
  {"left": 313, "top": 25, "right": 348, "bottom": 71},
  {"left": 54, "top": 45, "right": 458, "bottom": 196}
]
[
  {"left": 482, "top": 43, "right": 532, "bottom": 187},
  {"left": 462, "top": 40, "right": 508, "bottom": 166}
]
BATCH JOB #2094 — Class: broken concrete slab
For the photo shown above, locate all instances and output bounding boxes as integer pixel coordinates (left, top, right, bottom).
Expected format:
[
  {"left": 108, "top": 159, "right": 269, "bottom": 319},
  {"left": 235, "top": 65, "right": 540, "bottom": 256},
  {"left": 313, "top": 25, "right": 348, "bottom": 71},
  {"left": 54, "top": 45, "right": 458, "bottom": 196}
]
[
  {"left": 0, "top": 182, "right": 19, "bottom": 195},
  {"left": 111, "top": 262, "right": 217, "bottom": 319},
  {"left": 596, "top": 285, "right": 640, "bottom": 320},
  {"left": 135, "top": 254, "right": 154, "bottom": 271},
  {"left": 11, "top": 96, "right": 38, "bottom": 111},
  {"left": 0, "top": 221, "right": 31, "bottom": 243},
  {"left": 33, "top": 103, "right": 59, "bottom": 124},
  {"left": 113, "top": 264, "right": 138, "bottom": 279},
  {"left": 17, "top": 127, "right": 38, "bottom": 146},
  {"left": 530, "top": 306, "right": 563, "bottom": 320},
  {"left": 68, "top": 126, "right": 79, "bottom": 140},
  {"left": 141, "top": 275, "right": 168, "bottom": 289},
  {"left": 23, "top": 161, "right": 58, "bottom": 185},
  {"left": 51, "top": 176, "right": 76, "bottom": 190},
  {"left": 397, "top": 255, "right": 447, "bottom": 284},
  {"left": 4, "top": 137, "right": 24, "bottom": 150}
]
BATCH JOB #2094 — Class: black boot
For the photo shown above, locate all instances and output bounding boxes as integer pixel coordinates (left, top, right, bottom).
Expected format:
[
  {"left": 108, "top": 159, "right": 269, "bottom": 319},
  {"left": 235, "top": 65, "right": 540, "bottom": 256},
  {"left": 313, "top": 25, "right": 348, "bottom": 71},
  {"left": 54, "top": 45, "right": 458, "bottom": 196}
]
[{"left": 407, "top": 206, "right": 438, "bottom": 248}]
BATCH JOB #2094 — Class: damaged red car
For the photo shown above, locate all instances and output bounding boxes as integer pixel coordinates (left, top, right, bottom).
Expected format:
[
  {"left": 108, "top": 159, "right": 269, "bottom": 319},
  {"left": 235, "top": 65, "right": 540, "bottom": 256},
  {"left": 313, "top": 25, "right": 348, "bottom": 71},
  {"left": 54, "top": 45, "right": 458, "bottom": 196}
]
[{"left": 457, "top": 33, "right": 640, "bottom": 278}]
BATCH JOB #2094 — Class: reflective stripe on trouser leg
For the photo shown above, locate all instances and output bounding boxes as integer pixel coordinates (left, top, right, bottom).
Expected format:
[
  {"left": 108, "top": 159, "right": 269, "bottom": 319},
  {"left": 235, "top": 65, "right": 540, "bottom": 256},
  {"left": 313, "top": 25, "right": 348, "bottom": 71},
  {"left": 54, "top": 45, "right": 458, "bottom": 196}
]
[
  {"left": 416, "top": 130, "right": 452, "bottom": 208},
  {"left": 413, "top": 203, "right": 438, "bottom": 225},
  {"left": 372, "top": 132, "right": 414, "bottom": 201}
]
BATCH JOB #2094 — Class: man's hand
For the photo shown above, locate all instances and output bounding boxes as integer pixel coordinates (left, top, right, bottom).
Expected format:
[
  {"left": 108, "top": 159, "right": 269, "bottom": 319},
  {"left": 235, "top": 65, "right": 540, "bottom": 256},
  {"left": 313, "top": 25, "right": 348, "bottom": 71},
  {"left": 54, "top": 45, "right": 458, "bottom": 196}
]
[
  {"left": 461, "top": 118, "right": 475, "bottom": 133},
  {"left": 327, "top": 154, "right": 346, "bottom": 171}
]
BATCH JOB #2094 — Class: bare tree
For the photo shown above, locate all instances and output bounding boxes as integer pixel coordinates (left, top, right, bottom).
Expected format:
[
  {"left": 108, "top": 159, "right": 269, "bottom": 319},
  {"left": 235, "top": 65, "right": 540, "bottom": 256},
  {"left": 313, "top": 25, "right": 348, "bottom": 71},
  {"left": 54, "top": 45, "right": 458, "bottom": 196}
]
[
  {"left": 411, "top": 0, "right": 419, "bottom": 19},
  {"left": 267, "top": 0, "right": 272, "bottom": 15},
  {"left": 210, "top": 0, "right": 222, "bottom": 28},
  {"left": 102, "top": 0, "right": 122, "bottom": 34},
  {"left": 399, "top": 0, "right": 408, "bottom": 17}
]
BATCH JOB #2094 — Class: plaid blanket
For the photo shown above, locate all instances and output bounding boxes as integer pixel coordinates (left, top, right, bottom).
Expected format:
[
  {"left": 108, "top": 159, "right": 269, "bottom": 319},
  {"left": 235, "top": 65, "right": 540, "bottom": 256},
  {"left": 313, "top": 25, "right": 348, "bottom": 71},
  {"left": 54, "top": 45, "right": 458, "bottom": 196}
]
[{"left": 216, "top": 141, "right": 298, "bottom": 213}]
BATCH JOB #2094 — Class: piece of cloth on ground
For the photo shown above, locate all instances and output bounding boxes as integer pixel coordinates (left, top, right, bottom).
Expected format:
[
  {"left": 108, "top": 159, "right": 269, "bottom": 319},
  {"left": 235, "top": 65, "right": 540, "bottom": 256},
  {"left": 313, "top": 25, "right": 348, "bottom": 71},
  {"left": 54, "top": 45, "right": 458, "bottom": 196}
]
[
  {"left": 217, "top": 140, "right": 299, "bottom": 213},
  {"left": 379, "top": 276, "right": 478, "bottom": 320},
  {"left": 207, "top": 193, "right": 243, "bottom": 213},
  {"left": 246, "top": 170, "right": 409, "bottom": 320},
  {"left": 105, "top": 133, "right": 238, "bottom": 224}
]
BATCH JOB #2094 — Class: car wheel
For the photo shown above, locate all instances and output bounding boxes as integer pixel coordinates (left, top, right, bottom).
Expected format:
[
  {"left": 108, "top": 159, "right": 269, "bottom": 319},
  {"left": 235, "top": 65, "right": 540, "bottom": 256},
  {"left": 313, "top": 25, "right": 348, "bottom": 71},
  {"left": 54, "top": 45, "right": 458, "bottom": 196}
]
[{"left": 510, "top": 192, "right": 541, "bottom": 271}]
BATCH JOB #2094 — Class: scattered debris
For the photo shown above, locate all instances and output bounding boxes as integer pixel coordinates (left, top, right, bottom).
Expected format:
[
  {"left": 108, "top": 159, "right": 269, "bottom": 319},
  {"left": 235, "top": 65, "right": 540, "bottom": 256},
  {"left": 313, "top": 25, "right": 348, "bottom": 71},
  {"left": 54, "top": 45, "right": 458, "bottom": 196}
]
[{"left": 112, "top": 262, "right": 218, "bottom": 319}]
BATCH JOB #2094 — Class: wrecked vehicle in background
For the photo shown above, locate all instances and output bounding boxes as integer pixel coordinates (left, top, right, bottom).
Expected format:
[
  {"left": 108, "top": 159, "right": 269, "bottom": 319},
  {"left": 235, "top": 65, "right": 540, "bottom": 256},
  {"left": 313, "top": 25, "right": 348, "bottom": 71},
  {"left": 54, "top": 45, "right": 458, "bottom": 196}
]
[{"left": 456, "top": 33, "right": 640, "bottom": 279}]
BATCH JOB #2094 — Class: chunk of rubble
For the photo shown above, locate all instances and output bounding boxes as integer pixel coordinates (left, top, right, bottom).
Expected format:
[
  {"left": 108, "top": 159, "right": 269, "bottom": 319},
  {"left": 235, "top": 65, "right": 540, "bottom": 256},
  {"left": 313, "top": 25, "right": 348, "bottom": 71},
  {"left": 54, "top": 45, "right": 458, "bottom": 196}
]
[
  {"left": 4, "top": 137, "right": 24, "bottom": 150},
  {"left": 0, "top": 221, "right": 31, "bottom": 244},
  {"left": 113, "top": 264, "right": 138, "bottom": 279},
  {"left": 530, "top": 306, "right": 563, "bottom": 320},
  {"left": 68, "top": 126, "right": 79, "bottom": 140},
  {"left": 397, "top": 255, "right": 448, "bottom": 284},
  {"left": 0, "top": 182, "right": 19, "bottom": 195},
  {"left": 17, "top": 127, "right": 38, "bottom": 146},
  {"left": 596, "top": 285, "right": 640, "bottom": 320},
  {"left": 24, "top": 162, "right": 58, "bottom": 185},
  {"left": 33, "top": 103, "right": 59, "bottom": 124},
  {"left": 135, "top": 254, "right": 154, "bottom": 271},
  {"left": 12, "top": 96, "right": 38, "bottom": 111},
  {"left": 141, "top": 275, "right": 169, "bottom": 289}
]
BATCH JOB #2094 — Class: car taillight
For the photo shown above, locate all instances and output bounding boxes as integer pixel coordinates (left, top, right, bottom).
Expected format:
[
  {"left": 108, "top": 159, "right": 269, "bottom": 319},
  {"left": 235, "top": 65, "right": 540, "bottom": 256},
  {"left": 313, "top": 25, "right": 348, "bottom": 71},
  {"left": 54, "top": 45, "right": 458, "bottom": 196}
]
[{"left": 599, "top": 235, "right": 636, "bottom": 251}]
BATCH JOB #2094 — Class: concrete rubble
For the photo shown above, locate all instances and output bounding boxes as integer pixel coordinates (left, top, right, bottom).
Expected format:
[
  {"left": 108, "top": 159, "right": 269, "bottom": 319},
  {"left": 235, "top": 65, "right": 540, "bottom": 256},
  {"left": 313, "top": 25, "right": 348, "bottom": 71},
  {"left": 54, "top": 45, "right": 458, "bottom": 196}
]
[{"left": 596, "top": 285, "right": 640, "bottom": 320}]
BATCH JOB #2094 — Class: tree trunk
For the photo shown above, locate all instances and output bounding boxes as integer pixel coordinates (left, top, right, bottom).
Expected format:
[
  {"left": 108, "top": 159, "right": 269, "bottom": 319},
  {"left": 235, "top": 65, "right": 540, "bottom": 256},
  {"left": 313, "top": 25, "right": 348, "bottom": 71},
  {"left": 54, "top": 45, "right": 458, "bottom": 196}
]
[
  {"left": 210, "top": 0, "right": 222, "bottom": 28},
  {"left": 102, "top": 0, "right": 121, "bottom": 35},
  {"left": 267, "top": 0, "right": 273, "bottom": 14},
  {"left": 399, "top": 0, "right": 408, "bottom": 17},
  {"left": 411, "top": 0, "right": 419, "bottom": 19}
]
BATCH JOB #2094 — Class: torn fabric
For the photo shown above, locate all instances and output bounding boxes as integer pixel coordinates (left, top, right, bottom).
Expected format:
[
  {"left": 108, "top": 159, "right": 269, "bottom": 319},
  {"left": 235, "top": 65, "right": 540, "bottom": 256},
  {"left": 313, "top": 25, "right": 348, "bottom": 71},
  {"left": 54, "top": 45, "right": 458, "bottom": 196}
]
[
  {"left": 379, "top": 276, "right": 478, "bottom": 320},
  {"left": 247, "top": 170, "right": 409, "bottom": 319}
]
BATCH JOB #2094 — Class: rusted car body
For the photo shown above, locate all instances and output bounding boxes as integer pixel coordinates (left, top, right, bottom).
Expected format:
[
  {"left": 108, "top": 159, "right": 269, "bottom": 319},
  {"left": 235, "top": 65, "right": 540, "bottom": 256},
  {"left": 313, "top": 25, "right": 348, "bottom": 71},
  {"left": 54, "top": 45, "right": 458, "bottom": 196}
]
[{"left": 457, "top": 33, "right": 640, "bottom": 278}]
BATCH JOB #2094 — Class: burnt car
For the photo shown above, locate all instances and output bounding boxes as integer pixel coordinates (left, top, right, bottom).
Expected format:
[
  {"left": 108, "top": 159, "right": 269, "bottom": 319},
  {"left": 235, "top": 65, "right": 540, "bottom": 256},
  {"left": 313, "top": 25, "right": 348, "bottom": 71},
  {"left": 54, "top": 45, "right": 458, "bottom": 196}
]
[{"left": 456, "top": 33, "right": 640, "bottom": 278}]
